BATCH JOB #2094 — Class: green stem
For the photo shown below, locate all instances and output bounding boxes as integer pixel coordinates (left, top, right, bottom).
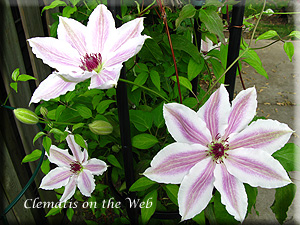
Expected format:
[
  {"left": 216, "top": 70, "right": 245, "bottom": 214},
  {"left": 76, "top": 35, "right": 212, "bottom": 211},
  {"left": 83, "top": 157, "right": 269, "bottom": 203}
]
[{"left": 119, "top": 78, "right": 170, "bottom": 103}]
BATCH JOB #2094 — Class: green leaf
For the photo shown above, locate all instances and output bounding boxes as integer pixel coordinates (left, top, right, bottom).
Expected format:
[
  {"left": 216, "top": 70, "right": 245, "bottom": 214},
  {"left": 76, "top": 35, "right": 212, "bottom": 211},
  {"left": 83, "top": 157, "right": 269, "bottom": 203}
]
[
  {"left": 175, "top": 4, "right": 196, "bottom": 28},
  {"left": 141, "top": 39, "right": 164, "bottom": 62},
  {"left": 289, "top": 31, "right": 300, "bottom": 39},
  {"left": 22, "top": 150, "right": 42, "bottom": 163},
  {"left": 92, "top": 94, "right": 103, "bottom": 110},
  {"left": 43, "top": 136, "right": 52, "bottom": 155},
  {"left": 203, "top": 0, "right": 223, "bottom": 7},
  {"left": 55, "top": 105, "right": 66, "bottom": 121},
  {"left": 33, "top": 131, "right": 45, "bottom": 145},
  {"left": 141, "top": 189, "right": 157, "bottom": 224},
  {"left": 188, "top": 58, "right": 204, "bottom": 81},
  {"left": 10, "top": 82, "right": 18, "bottom": 92},
  {"left": 74, "top": 134, "right": 87, "bottom": 149},
  {"left": 209, "top": 58, "right": 225, "bottom": 83},
  {"left": 72, "top": 123, "right": 85, "bottom": 131},
  {"left": 244, "top": 184, "right": 258, "bottom": 213},
  {"left": 62, "top": 6, "right": 77, "bottom": 18},
  {"left": 76, "top": 105, "right": 92, "bottom": 119},
  {"left": 272, "top": 143, "right": 300, "bottom": 171},
  {"left": 152, "top": 103, "right": 164, "bottom": 128},
  {"left": 11, "top": 68, "right": 20, "bottom": 81},
  {"left": 49, "top": 128, "right": 64, "bottom": 136},
  {"left": 150, "top": 70, "right": 160, "bottom": 91},
  {"left": 96, "top": 100, "right": 116, "bottom": 114},
  {"left": 163, "top": 184, "right": 179, "bottom": 206},
  {"left": 45, "top": 205, "right": 63, "bottom": 217},
  {"left": 129, "top": 110, "right": 153, "bottom": 132},
  {"left": 41, "top": 159, "right": 50, "bottom": 174},
  {"left": 69, "top": 0, "right": 80, "bottom": 6},
  {"left": 66, "top": 208, "right": 74, "bottom": 222},
  {"left": 132, "top": 133, "right": 158, "bottom": 150},
  {"left": 107, "top": 154, "right": 122, "bottom": 169},
  {"left": 129, "top": 177, "right": 156, "bottom": 192},
  {"left": 132, "top": 72, "right": 149, "bottom": 92},
  {"left": 271, "top": 183, "right": 296, "bottom": 224},
  {"left": 283, "top": 42, "right": 294, "bottom": 62},
  {"left": 42, "top": 0, "right": 67, "bottom": 14},
  {"left": 199, "top": 8, "right": 225, "bottom": 44},
  {"left": 241, "top": 49, "right": 268, "bottom": 79},
  {"left": 16, "top": 74, "right": 36, "bottom": 82},
  {"left": 170, "top": 76, "right": 193, "bottom": 92},
  {"left": 256, "top": 30, "right": 278, "bottom": 42}
]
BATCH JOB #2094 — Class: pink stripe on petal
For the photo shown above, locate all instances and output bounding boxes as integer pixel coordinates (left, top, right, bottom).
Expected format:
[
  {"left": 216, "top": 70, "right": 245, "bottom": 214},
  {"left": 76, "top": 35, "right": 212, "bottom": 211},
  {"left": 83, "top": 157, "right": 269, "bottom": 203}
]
[
  {"left": 178, "top": 157, "right": 215, "bottom": 221},
  {"left": 163, "top": 103, "right": 211, "bottom": 145},
  {"left": 29, "top": 73, "right": 77, "bottom": 104},
  {"left": 229, "top": 119, "right": 293, "bottom": 154},
  {"left": 83, "top": 158, "right": 107, "bottom": 175},
  {"left": 48, "top": 146, "right": 74, "bottom": 167},
  {"left": 66, "top": 134, "right": 84, "bottom": 162},
  {"left": 224, "top": 87, "right": 257, "bottom": 138},
  {"left": 224, "top": 149, "right": 292, "bottom": 188},
  {"left": 78, "top": 170, "right": 95, "bottom": 197},
  {"left": 197, "top": 84, "right": 231, "bottom": 140},
  {"left": 144, "top": 143, "right": 208, "bottom": 184},
  {"left": 214, "top": 163, "right": 247, "bottom": 222},
  {"left": 40, "top": 167, "right": 72, "bottom": 190},
  {"left": 60, "top": 175, "right": 77, "bottom": 202}
]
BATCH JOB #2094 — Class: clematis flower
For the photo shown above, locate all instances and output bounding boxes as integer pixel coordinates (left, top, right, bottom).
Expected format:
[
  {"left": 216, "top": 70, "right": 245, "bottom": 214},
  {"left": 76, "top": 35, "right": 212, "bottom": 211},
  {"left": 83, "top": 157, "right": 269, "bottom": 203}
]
[
  {"left": 28, "top": 4, "right": 149, "bottom": 104},
  {"left": 40, "top": 134, "right": 107, "bottom": 202},
  {"left": 144, "top": 84, "right": 293, "bottom": 222}
]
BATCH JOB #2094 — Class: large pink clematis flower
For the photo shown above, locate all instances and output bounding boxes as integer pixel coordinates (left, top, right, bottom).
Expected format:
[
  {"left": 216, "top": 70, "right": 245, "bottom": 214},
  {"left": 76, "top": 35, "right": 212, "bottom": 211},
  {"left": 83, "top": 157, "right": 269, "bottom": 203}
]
[
  {"left": 40, "top": 134, "right": 107, "bottom": 202},
  {"left": 144, "top": 84, "right": 293, "bottom": 222},
  {"left": 28, "top": 4, "right": 149, "bottom": 104}
]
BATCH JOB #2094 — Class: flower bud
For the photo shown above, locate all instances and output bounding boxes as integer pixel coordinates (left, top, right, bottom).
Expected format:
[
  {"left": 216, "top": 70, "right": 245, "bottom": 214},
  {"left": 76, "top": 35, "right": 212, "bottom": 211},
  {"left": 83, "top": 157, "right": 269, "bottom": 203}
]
[
  {"left": 88, "top": 120, "right": 113, "bottom": 135},
  {"left": 13, "top": 108, "right": 39, "bottom": 125},
  {"left": 40, "top": 106, "right": 48, "bottom": 117}
]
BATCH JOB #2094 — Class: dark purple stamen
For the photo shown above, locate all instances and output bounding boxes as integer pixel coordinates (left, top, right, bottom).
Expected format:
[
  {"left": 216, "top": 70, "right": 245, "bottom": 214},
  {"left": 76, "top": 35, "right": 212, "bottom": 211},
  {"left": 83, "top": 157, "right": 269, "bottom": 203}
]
[
  {"left": 211, "top": 143, "right": 226, "bottom": 159},
  {"left": 70, "top": 161, "right": 82, "bottom": 173},
  {"left": 80, "top": 53, "right": 102, "bottom": 72}
]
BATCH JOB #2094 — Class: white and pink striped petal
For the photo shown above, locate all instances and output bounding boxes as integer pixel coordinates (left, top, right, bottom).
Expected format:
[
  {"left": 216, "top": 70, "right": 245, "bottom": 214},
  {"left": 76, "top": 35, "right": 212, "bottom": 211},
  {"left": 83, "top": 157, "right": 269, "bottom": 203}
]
[
  {"left": 48, "top": 145, "right": 74, "bottom": 167},
  {"left": 89, "top": 65, "right": 122, "bottom": 89},
  {"left": 163, "top": 103, "right": 211, "bottom": 145},
  {"left": 66, "top": 134, "right": 85, "bottom": 163},
  {"left": 178, "top": 157, "right": 215, "bottom": 221},
  {"left": 224, "top": 148, "right": 292, "bottom": 188},
  {"left": 59, "top": 175, "right": 77, "bottom": 202},
  {"left": 40, "top": 167, "right": 72, "bottom": 190},
  {"left": 144, "top": 143, "right": 208, "bottom": 184},
  {"left": 197, "top": 84, "right": 231, "bottom": 140},
  {"left": 228, "top": 119, "right": 293, "bottom": 154},
  {"left": 214, "top": 163, "right": 248, "bottom": 222},
  {"left": 83, "top": 158, "right": 108, "bottom": 175},
  {"left": 77, "top": 169, "right": 96, "bottom": 197}
]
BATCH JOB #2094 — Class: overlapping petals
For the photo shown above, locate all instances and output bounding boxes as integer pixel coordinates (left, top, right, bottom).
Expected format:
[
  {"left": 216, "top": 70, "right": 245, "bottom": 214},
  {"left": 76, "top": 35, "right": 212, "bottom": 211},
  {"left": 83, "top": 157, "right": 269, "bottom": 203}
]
[
  {"left": 29, "top": 4, "right": 149, "bottom": 104},
  {"left": 40, "top": 134, "right": 107, "bottom": 202},
  {"left": 144, "top": 84, "right": 293, "bottom": 222}
]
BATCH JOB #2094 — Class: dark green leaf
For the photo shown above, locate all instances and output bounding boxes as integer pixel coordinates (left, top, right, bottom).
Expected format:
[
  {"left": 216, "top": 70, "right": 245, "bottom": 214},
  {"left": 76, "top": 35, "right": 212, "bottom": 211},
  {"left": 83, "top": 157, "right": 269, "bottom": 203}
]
[
  {"left": 132, "top": 72, "right": 149, "bottom": 91},
  {"left": 284, "top": 42, "right": 294, "bottom": 62},
  {"left": 152, "top": 103, "right": 164, "bottom": 128},
  {"left": 272, "top": 143, "right": 300, "bottom": 171},
  {"left": 142, "top": 39, "right": 164, "bottom": 62},
  {"left": 76, "top": 105, "right": 92, "bottom": 119},
  {"left": 271, "top": 183, "right": 296, "bottom": 224},
  {"left": 22, "top": 150, "right": 42, "bottom": 163},
  {"left": 129, "top": 177, "right": 156, "bottom": 192},
  {"left": 170, "top": 76, "right": 193, "bottom": 92},
  {"left": 209, "top": 58, "right": 225, "bottom": 83},
  {"left": 175, "top": 4, "right": 196, "bottom": 28},
  {"left": 141, "top": 189, "right": 157, "bottom": 224},
  {"left": 150, "top": 70, "right": 160, "bottom": 91},
  {"left": 244, "top": 184, "right": 258, "bottom": 213},
  {"left": 66, "top": 208, "right": 74, "bottom": 222},
  {"left": 74, "top": 134, "right": 87, "bottom": 149},
  {"left": 132, "top": 133, "right": 158, "bottom": 149},
  {"left": 55, "top": 105, "right": 66, "bottom": 121},
  {"left": 188, "top": 57, "right": 204, "bottom": 81},
  {"left": 45, "top": 205, "right": 62, "bottom": 217},
  {"left": 96, "top": 100, "right": 116, "bottom": 114},
  {"left": 163, "top": 184, "right": 179, "bottom": 206},
  {"left": 107, "top": 154, "right": 122, "bottom": 169},
  {"left": 129, "top": 110, "right": 153, "bottom": 132}
]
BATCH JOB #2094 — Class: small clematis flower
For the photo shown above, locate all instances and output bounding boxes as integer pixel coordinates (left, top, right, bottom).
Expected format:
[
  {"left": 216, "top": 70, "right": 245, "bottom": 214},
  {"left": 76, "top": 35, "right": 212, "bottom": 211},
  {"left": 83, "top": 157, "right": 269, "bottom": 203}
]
[
  {"left": 28, "top": 4, "right": 149, "bottom": 104},
  {"left": 40, "top": 134, "right": 107, "bottom": 202},
  {"left": 144, "top": 84, "right": 293, "bottom": 222}
]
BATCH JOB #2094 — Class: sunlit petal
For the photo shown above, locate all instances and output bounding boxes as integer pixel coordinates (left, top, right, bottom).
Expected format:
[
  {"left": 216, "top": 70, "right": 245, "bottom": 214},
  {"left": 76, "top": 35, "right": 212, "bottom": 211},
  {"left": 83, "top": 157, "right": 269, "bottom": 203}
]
[
  {"left": 144, "top": 143, "right": 208, "bottom": 184},
  {"left": 48, "top": 145, "right": 74, "bottom": 167},
  {"left": 228, "top": 119, "right": 293, "bottom": 154},
  {"left": 214, "top": 163, "right": 247, "bottom": 222},
  {"left": 77, "top": 169, "right": 95, "bottom": 197},
  {"left": 89, "top": 65, "right": 122, "bottom": 89},
  {"left": 163, "top": 103, "right": 211, "bottom": 145},
  {"left": 40, "top": 167, "right": 72, "bottom": 190},
  {"left": 197, "top": 84, "right": 231, "bottom": 139},
  {"left": 83, "top": 158, "right": 108, "bottom": 175},
  {"left": 178, "top": 157, "right": 215, "bottom": 221},
  {"left": 224, "top": 148, "right": 292, "bottom": 188},
  {"left": 29, "top": 72, "right": 77, "bottom": 104},
  {"left": 59, "top": 175, "right": 77, "bottom": 202}
]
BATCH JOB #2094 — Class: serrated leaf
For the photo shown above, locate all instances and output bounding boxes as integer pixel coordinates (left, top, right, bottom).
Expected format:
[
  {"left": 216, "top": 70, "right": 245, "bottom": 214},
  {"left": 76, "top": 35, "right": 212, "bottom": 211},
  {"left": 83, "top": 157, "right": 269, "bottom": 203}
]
[
  {"left": 284, "top": 42, "right": 294, "bottom": 62},
  {"left": 129, "top": 177, "right": 156, "bottom": 192},
  {"left": 11, "top": 68, "right": 20, "bottom": 81},
  {"left": 96, "top": 100, "right": 116, "bottom": 114},
  {"left": 76, "top": 105, "right": 92, "bottom": 119},
  {"left": 22, "top": 150, "right": 42, "bottom": 163},
  {"left": 42, "top": 0, "right": 67, "bottom": 14},
  {"left": 74, "top": 134, "right": 87, "bottom": 149},
  {"left": 141, "top": 190, "right": 157, "bottom": 224},
  {"left": 43, "top": 136, "right": 52, "bottom": 155},
  {"left": 132, "top": 133, "right": 158, "bottom": 150},
  {"left": 199, "top": 8, "right": 225, "bottom": 44},
  {"left": 175, "top": 4, "right": 196, "bottom": 28},
  {"left": 107, "top": 154, "right": 122, "bottom": 169},
  {"left": 188, "top": 58, "right": 204, "bottom": 81},
  {"left": 33, "top": 131, "right": 45, "bottom": 145},
  {"left": 150, "top": 70, "right": 160, "bottom": 91},
  {"left": 66, "top": 208, "right": 74, "bottom": 222},
  {"left": 256, "top": 30, "right": 278, "bottom": 42},
  {"left": 132, "top": 72, "right": 149, "bottom": 92},
  {"left": 16, "top": 74, "right": 36, "bottom": 82},
  {"left": 271, "top": 183, "right": 296, "bottom": 224},
  {"left": 163, "top": 184, "right": 179, "bottom": 206},
  {"left": 10, "top": 82, "right": 18, "bottom": 92},
  {"left": 272, "top": 143, "right": 300, "bottom": 171},
  {"left": 170, "top": 76, "right": 193, "bottom": 92},
  {"left": 129, "top": 110, "right": 153, "bottom": 132}
]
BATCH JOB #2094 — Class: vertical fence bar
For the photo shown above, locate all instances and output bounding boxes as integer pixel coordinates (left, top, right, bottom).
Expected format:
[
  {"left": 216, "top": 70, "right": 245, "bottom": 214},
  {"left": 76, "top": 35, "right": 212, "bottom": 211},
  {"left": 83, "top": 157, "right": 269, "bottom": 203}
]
[
  {"left": 224, "top": 0, "right": 246, "bottom": 101},
  {"left": 107, "top": 1, "right": 139, "bottom": 224}
]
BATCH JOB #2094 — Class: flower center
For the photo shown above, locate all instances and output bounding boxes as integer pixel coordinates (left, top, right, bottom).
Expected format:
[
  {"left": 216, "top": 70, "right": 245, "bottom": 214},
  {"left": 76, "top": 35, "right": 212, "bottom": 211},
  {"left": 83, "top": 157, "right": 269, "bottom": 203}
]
[
  {"left": 70, "top": 161, "right": 82, "bottom": 174},
  {"left": 208, "top": 134, "right": 229, "bottom": 163},
  {"left": 80, "top": 53, "right": 102, "bottom": 73}
]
